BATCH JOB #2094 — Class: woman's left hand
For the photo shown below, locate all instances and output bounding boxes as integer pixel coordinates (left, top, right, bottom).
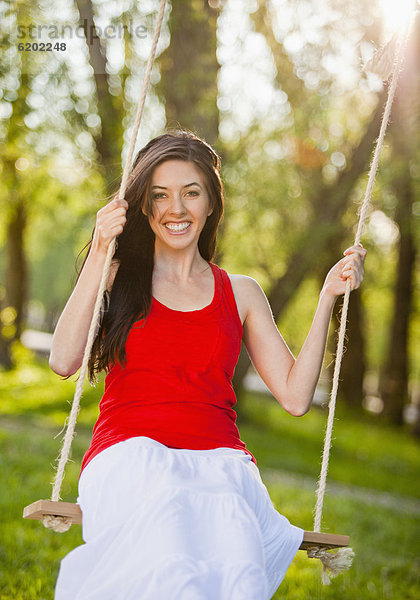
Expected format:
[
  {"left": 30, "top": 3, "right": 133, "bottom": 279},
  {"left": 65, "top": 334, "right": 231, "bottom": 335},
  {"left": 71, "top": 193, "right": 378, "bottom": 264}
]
[{"left": 322, "top": 243, "right": 367, "bottom": 298}]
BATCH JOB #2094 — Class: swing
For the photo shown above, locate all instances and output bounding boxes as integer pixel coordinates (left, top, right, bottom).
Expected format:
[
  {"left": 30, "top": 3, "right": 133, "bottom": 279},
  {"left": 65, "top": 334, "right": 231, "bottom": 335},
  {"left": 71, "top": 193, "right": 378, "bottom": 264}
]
[{"left": 23, "top": 0, "right": 415, "bottom": 584}]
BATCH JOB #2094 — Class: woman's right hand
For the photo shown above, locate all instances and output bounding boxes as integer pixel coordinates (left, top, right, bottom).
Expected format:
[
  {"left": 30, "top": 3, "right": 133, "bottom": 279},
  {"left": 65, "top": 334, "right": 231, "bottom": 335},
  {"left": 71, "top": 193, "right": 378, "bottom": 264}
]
[{"left": 92, "top": 197, "right": 129, "bottom": 254}]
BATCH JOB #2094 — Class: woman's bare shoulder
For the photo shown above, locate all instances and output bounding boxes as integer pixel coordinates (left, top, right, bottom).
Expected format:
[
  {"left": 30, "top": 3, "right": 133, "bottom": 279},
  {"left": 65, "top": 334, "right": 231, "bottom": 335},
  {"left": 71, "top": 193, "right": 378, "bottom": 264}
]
[
  {"left": 227, "top": 274, "right": 264, "bottom": 325},
  {"left": 227, "top": 273, "right": 260, "bottom": 290}
]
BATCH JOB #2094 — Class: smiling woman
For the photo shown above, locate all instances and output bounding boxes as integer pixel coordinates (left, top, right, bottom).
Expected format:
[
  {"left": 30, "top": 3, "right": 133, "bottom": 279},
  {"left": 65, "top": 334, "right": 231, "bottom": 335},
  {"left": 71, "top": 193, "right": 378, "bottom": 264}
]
[{"left": 43, "top": 128, "right": 366, "bottom": 599}]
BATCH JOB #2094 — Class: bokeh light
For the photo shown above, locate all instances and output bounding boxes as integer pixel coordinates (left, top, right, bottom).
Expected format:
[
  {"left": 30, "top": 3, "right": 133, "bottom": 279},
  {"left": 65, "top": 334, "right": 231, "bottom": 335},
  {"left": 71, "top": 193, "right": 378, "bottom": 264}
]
[{"left": 378, "top": 0, "right": 417, "bottom": 34}]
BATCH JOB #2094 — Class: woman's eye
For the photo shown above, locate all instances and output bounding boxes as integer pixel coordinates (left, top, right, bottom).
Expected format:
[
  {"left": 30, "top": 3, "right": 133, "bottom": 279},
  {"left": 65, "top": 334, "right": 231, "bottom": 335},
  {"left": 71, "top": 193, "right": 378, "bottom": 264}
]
[{"left": 152, "top": 191, "right": 199, "bottom": 200}]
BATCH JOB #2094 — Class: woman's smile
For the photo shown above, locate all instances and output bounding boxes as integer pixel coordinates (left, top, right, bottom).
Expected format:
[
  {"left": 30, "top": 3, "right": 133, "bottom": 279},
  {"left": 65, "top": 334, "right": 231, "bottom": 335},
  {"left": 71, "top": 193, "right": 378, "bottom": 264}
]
[{"left": 163, "top": 221, "right": 192, "bottom": 234}]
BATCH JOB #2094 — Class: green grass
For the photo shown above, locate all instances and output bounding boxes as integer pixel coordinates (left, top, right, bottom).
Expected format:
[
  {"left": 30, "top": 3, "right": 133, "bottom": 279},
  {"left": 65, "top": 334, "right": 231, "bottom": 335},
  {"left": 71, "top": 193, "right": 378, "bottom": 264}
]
[
  {"left": 238, "top": 392, "right": 420, "bottom": 499},
  {"left": 1, "top": 345, "right": 419, "bottom": 599},
  {"left": 0, "top": 343, "right": 102, "bottom": 427}
]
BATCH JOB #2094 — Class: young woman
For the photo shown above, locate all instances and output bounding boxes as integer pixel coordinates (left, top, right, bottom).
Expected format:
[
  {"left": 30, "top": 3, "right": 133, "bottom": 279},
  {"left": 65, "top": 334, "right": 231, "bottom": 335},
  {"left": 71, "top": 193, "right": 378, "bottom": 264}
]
[{"left": 51, "top": 129, "right": 366, "bottom": 599}]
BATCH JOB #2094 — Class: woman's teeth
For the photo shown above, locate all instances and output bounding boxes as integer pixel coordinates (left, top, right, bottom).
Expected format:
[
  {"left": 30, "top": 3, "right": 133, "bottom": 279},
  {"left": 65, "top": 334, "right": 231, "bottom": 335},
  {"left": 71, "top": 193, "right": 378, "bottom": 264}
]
[{"left": 165, "top": 222, "right": 191, "bottom": 232}]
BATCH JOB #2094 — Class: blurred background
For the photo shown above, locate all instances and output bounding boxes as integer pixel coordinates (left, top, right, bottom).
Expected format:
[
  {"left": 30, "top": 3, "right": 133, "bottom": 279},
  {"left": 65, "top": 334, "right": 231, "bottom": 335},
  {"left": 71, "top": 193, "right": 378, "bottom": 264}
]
[{"left": 0, "top": 1, "right": 419, "bottom": 598}]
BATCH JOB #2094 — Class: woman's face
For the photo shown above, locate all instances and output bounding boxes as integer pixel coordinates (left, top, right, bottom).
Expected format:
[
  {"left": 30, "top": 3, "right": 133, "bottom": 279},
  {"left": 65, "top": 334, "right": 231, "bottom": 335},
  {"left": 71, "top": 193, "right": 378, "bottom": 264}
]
[{"left": 146, "top": 160, "right": 213, "bottom": 253}]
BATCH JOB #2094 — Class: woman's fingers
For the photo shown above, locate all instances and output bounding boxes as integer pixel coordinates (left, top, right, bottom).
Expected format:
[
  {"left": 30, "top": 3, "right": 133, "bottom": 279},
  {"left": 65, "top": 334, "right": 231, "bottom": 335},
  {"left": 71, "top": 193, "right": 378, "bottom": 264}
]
[
  {"left": 323, "top": 244, "right": 367, "bottom": 297},
  {"left": 93, "top": 198, "right": 129, "bottom": 252},
  {"left": 343, "top": 243, "right": 367, "bottom": 260},
  {"left": 101, "top": 198, "right": 129, "bottom": 215},
  {"left": 110, "top": 197, "right": 129, "bottom": 210},
  {"left": 337, "top": 244, "right": 367, "bottom": 289}
]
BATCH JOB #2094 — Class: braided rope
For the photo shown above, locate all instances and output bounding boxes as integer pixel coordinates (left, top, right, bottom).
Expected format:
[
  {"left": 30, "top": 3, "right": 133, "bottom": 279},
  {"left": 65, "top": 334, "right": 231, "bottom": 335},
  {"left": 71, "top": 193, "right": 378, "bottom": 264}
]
[
  {"left": 308, "top": 11, "right": 415, "bottom": 584},
  {"left": 43, "top": 0, "right": 168, "bottom": 532}
]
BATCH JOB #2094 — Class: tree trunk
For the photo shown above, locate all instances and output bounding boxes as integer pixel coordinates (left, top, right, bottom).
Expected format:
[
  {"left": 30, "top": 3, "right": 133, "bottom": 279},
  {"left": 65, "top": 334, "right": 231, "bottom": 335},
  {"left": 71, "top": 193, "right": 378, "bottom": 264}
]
[
  {"left": 378, "top": 17, "right": 418, "bottom": 426},
  {"left": 412, "top": 400, "right": 420, "bottom": 439},
  {"left": 156, "top": 0, "right": 220, "bottom": 148},
  {"left": 5, "top": 199, "right": 27, "bottom": 340},
  {"left": 329, "top": 287, "right": 366, "bottom": 409},
  {"left": 75, "top": 0, "right": 124, "bottom": 186},
  {"left": 0, "top": 194, "right": 27, "bottom": 368},
  {"left": 379, "top": 170, "right": 416, "bottom": 424},
  {"left": 0, "top": 146, "right": 28, "bottom": 369}
]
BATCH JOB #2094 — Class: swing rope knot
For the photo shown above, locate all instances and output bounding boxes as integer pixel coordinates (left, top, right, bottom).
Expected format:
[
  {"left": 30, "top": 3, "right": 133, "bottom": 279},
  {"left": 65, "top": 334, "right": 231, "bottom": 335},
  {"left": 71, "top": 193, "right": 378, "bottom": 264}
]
[
  {"left": 306, "top": 546, "right": 355, "bottom": 585},
  {"left": 42, "top": 514, "right": 73, "bottom": 533}
]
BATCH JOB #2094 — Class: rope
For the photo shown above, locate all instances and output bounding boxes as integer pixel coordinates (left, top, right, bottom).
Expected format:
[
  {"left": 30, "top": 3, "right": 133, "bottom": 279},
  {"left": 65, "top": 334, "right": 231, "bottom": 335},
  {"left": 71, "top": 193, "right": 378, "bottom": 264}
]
[
  {"left": 307, "top": 11, "right": 415, "bottom": 583},
  {"left": 43, "top": 0, "right": 168, "bottom": 532}
]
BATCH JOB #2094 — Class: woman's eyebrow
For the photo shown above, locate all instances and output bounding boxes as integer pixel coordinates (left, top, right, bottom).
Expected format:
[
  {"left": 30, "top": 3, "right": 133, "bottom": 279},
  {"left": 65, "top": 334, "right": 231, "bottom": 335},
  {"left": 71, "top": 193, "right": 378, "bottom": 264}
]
[{"left": 151, "top": 182, "right": 202, "bottom": 189}]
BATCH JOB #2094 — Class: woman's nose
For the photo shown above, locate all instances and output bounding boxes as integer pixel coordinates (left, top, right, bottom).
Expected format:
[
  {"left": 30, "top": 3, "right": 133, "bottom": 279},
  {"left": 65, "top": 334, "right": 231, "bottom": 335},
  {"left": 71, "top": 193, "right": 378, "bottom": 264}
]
[{"left": 168, "top": 194, "right": 187, "bottom": 215}]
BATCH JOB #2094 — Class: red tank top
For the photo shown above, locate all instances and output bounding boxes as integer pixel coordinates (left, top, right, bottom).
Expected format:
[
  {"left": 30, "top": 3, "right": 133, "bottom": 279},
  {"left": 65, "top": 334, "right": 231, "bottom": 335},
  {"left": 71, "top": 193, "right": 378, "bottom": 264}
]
[{"left": 81, "top": 261, "right": 256, "bottom": 473}]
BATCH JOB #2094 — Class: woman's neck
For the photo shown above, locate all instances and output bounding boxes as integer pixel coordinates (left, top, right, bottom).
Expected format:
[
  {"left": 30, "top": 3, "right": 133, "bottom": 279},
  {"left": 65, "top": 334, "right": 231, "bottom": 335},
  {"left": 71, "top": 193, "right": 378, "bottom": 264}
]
[{"left": 153, "top": 248, "right": 210, "bottom": 284}]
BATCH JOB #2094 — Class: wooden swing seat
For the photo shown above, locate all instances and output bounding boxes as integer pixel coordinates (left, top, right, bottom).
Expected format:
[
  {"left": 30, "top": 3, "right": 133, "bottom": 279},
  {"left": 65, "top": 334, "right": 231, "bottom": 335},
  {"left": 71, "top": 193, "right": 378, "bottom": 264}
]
[{"left": 23, "top": 499, "right": 349, "bottom": 550}]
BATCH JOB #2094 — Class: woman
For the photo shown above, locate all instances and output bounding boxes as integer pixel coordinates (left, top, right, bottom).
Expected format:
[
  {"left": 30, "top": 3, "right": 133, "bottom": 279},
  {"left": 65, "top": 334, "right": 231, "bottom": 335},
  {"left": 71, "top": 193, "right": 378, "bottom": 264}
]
[{"left": 51, "top": 129, "right": 366, "bottom": 599}]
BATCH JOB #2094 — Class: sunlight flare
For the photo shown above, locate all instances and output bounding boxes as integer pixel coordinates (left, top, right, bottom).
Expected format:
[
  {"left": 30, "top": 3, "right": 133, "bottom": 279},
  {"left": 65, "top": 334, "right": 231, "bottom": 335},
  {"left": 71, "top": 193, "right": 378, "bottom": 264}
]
[{"left": 378, "top": 0, "right": 417, "bottom": 34}]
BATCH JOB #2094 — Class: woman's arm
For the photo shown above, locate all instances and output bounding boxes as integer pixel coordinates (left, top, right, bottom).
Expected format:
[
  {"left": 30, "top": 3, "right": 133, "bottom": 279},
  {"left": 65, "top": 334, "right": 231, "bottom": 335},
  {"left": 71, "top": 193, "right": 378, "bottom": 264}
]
[
  {"left": 49, "top": 198, "right": 128, "bottom": 377},
  {"left": 239, "top": 244, "right": 367, "bottom": 416}
]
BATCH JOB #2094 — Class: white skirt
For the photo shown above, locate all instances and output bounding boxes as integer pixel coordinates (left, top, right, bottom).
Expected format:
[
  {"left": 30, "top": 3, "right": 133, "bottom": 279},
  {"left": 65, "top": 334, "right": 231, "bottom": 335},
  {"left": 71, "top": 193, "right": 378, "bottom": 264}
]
[{"left": 55, "top": 437, "right": 303, "bottom": 600}]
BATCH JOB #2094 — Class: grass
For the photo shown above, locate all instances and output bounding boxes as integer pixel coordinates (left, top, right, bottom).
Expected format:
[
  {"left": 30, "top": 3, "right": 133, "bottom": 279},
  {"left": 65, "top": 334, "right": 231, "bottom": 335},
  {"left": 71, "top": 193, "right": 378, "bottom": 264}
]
[
  {"left": 238, "top": 392, "right": 420, "bottom": 499},
  {"left": 1, "top": 344, "right": 419, "bottom": 599}
]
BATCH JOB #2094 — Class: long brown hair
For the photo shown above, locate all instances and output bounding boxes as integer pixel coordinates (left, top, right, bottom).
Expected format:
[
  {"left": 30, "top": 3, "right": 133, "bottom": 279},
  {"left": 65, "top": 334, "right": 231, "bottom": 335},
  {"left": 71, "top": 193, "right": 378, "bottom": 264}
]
[{"left": 75, "top": 129, "right": 224, "bottom": 383}]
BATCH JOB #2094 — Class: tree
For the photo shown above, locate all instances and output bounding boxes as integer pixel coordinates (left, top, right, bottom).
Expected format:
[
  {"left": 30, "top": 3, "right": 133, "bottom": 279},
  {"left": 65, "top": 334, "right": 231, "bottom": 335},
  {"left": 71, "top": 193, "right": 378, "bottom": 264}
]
[
  {"left": 379, "top": 16, "right": 419, "bottom": 426},
  {"left": 75, "top": 0, "right": 124, "bottom": 186},
  {"left": 0, "top": 23, "right": 32, "bottom": 366},
  {"left": 156, "top": 0, "right": 220, "bottom": 148}
]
